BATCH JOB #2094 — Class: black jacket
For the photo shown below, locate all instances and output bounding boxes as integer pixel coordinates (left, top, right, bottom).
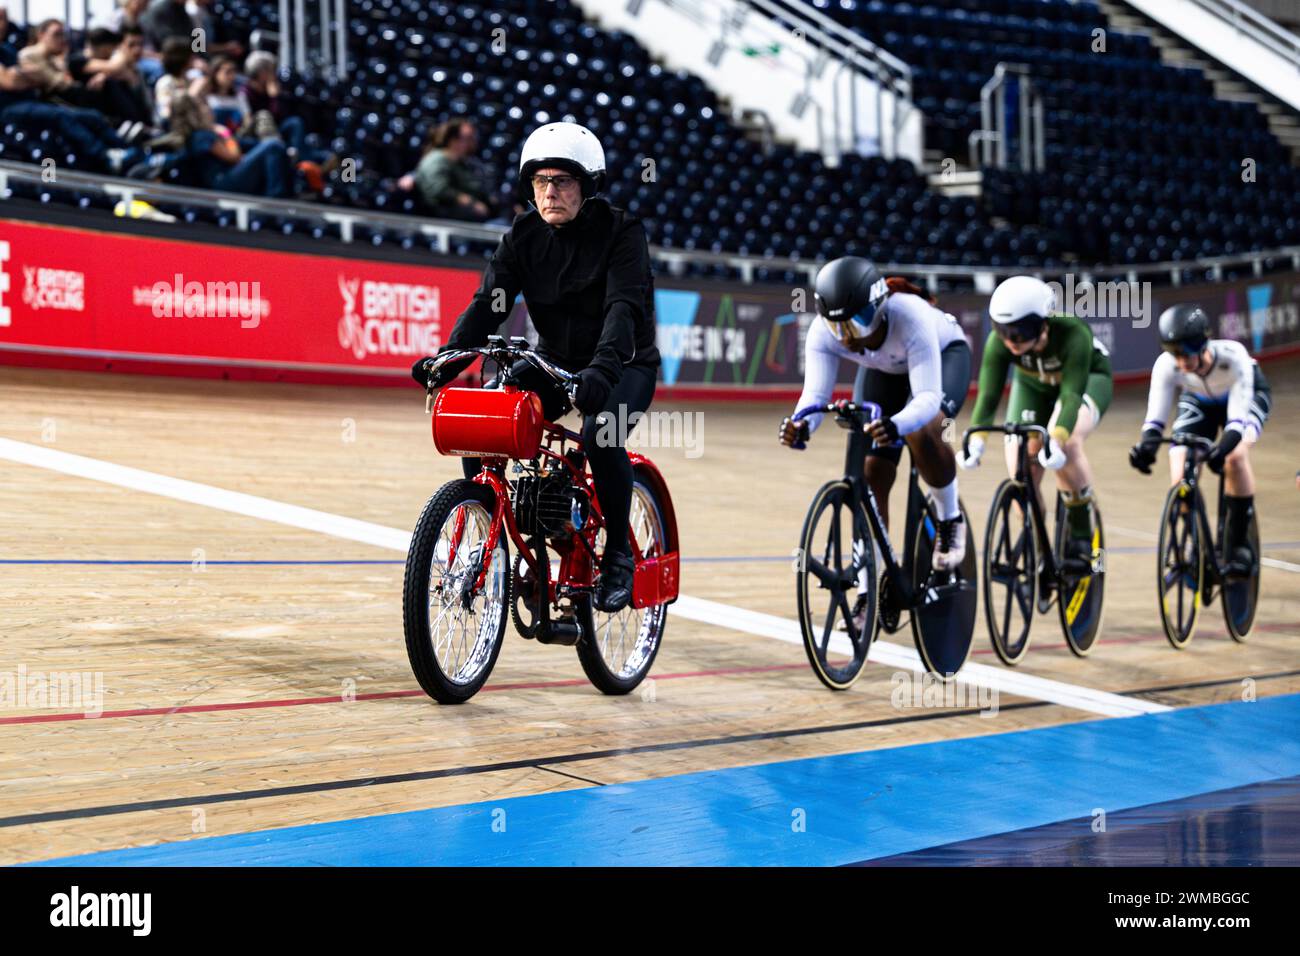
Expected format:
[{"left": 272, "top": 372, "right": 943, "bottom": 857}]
[{"left": 443, "top": 198, "right": 660, "bottom": 387}]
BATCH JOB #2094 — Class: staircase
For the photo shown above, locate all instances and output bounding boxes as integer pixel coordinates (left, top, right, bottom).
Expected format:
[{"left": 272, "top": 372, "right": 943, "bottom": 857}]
[{"left": 1096, "top": 0, "right": 1300, "bottom": 165}]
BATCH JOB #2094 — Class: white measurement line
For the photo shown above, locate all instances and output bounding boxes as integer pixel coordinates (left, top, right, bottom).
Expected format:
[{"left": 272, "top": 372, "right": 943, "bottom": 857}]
[
  {"left": 1, "top": 438, "right": 1168, "bottom": 717},
  {"left": 0, "top": 438, "right": 410, "bottom": 552},
  {"left": 1262, "top": 556, "right": 1300, "bottom": 574},
  {"left": 672, "top": 596, "right": 1166, "bottom": 717}
]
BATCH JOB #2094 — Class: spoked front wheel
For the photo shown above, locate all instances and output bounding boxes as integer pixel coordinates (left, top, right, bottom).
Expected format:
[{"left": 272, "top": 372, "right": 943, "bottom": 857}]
[
  {"left": 577, "top": 478, "right": 669, "bottom": 695},
  {"left": 796, "top": 480, "right": 876, "bottom": 690},
  {"left": 909, "top": 497, "right": 977, "bottom": 680},
  {"left": 983, "top": 480, "right": 1037, "bottom": 666},
  {"left": 1054, "top": 492, "right": 1106, "bottom": 657},
  {"left": 1221, "top": 506, "right": 1260, "bottom": 642},
  {"left": 403, "top": 480, "right": 509, "bottom": 703},
  {"left": 1157, "top": 483, "right": 1204, "bottom": 649}
]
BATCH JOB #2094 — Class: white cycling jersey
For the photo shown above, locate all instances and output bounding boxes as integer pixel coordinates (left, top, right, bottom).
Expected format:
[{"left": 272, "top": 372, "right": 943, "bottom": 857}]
[
  {"left": 793, "top": 292, "right": 965, "bottom": 436},
  {"left": 1143, "top": 339, "right": 1258, "bottom": 436}
]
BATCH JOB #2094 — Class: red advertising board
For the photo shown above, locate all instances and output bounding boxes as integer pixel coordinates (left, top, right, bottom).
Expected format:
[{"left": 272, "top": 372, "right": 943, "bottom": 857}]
[{"left": 0, "top": 218, "right": 482, "bottom": 383}]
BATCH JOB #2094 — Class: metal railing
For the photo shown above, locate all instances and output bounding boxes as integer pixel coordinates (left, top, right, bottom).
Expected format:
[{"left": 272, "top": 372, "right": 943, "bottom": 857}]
[
  {"left": 969, "top": 63, "right": 1045, "bottom": 172},
  {"left": 747, "top": 0, "right": 915, "bottom": 160},
  {"left": 279, "top": 0, "right": 350, "bottom": 78},
  {"left": 633, "top": 0, "right": 914, "bottom": 162},
  {"left": 2, "top": 159, "right": 1296, "bottom": 289}
]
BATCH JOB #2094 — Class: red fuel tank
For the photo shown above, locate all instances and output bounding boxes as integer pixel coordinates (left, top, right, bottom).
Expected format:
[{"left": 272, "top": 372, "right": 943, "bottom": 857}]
[{"left": 432, "top": 387, "right": 545, "bottom": 460}]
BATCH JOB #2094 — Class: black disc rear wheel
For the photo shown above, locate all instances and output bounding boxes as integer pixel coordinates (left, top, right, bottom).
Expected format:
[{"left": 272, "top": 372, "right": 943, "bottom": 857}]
[
  {"left": 910, "top": 497, "right": 977, "bottom": 680},
  {"left": 1054, "top": 493, "right": 1106, "bottom": 657},
  {"left": 1222, "top": 507, "right": 1259, "bottom": 642}
]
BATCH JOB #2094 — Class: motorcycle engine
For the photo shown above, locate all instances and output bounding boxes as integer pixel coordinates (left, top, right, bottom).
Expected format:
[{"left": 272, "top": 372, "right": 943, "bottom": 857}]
[{"left": 514, "top": 471, "right": 588, "bottom": 537}]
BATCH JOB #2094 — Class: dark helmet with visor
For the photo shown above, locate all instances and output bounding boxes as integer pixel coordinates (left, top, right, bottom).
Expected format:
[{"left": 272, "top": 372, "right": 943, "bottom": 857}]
[
  {"left": 814, "top": 256, "right": 890, "bottom": 347},
  {"left": 1157, "top": 303, "right": 1211, "bottom": 357}
]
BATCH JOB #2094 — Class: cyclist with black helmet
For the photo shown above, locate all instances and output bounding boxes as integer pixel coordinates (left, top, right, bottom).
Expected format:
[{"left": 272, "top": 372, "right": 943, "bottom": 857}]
[
  {"left": 779, "top": 256, "right": 973, "bottom": 628},
  {"left": 960, "top": 275, "right": 1113, "bottom": 569},
  {"left": 1129, "top": 303, "right": 1271, "bottom": 572},
  {"left": 411, "top": 121, "right": 660, "bottom": 613}
]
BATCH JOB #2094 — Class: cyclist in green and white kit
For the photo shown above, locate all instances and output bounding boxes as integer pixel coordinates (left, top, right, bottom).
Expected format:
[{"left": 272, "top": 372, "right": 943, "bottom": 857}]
[{"left": 958, "top": 276, "right": 1114, "bottom": 567}]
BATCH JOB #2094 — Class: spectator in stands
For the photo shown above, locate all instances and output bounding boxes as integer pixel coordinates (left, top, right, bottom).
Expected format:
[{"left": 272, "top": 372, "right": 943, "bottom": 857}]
[
  {"left": 154, "top": 35, "right": 203, "bottom": 124},
  {"left": 68, "top": 27, "right": 121, "bottom": 86},
  {"left": 101, "top": 1, "right": 163, "bottom": 84},
  {"left": 205, "top": 55, "right": 249, "bottom": 133},
  {"left": 242, "top": 51, "right": 284, "bottom": 123},
  {"left": 141, "top": 0, "right": 193, "bottom": 51},
  {"left": 17, "top": 19, "right": 78, "bottom": 101},
  {"left": 0, "top": 9, "right": 20, "bottom": 60},
  {"left": 70, "top": 27, "right": 155, "bottom": 137},
  {"left": 190, "top": 0, "right": 245, "bottom": 60},
  {"left": 104, "top": 0, "right": 149, "bottom": 33},
  {"left": 170, "top": 91, "right": 291, "bottom": 197},
  {"left": 398, "top": 120, "right": 495, "bottom": 221},
  {"left": 0, "top": 54, "right": 139, "bottom": 174},
  {"left": 243, "top": 50, "right": 330, "bottom": 171}
]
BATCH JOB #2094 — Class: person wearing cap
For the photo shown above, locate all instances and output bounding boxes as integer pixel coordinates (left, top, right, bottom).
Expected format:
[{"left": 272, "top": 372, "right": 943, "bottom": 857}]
[
  {"left": 411, "top": 121, "right": 660, "bottom": 614},
  {"left": 1129, "top": 303, "right": 1271, "bottom": 572},
  {"left": 961, "top": 275, "right": 1113, "bottom": 570},
  {"left": 778, "top": 257, "right": 972, "bottom": 631}
]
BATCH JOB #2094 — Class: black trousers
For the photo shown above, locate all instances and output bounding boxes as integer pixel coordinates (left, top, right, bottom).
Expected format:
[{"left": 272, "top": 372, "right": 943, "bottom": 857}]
[{"left": 461, "top": 361, "right": 658, "bottom": 556}]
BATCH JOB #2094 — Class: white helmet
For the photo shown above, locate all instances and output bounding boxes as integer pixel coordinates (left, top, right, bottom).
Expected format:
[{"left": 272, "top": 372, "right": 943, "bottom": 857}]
[
  {"left": 989, "top": 275, "right": 1055, "bottom": 342},
  {"left": 518, "top": 121, "right": 606, "bottom": 200}
]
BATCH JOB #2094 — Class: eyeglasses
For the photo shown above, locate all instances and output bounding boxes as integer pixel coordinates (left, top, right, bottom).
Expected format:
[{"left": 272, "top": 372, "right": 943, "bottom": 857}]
[{"left": 531, "top": 174, "right": 579, "bottom": 193}]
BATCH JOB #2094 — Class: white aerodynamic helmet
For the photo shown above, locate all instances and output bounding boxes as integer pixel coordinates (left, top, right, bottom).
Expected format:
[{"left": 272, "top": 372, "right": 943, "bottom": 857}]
[
  {"left": 989, "top": 275, "right": 1055, "bottom": 342},
  {"left": 518, "top": 121, "right": 606, "bottom": 200}
]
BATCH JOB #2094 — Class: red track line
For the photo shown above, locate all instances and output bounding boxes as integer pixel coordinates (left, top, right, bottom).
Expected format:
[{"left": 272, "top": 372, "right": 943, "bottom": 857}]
[
  {"left": 0, "top": 662, "right": 807, "bottom": 726},
  {"left": 3, "top": 621, "right": 1292, "bottom": 727}
]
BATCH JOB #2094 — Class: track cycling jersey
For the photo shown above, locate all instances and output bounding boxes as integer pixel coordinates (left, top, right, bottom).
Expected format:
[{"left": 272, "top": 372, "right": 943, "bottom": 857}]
[
  {"left": 794, "top": 292, "right": 965, "bottom": 436},
  {"left": 971, "top": 313, "right": 1111, "bottom": 439},
  {"left": 1143, "top": 339, "right": 1266, "bottom": 437}
]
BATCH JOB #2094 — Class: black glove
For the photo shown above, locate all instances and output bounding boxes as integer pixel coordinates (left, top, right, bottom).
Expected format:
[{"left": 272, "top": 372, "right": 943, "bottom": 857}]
[
  {"left": 573, "top": 368, "right": 613, "bottom": 415},
  {"left": 867, "top": 416, "right": 900, "bottom": 446},
  {"left": 1205, "top": 429, "right": 1242, "bottom": 475},
  {"left": 1128, "top": 428, "right": 1162, "bottom": 474},
  {"left": 411, "top": 349, "right": 473, "bottom": 389}
]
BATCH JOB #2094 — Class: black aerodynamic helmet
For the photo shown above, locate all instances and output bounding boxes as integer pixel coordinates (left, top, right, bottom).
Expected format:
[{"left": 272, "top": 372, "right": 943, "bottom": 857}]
[
  {"left": 814, "top": 256, "right": 889, "bottom": 346},
  {"left": 1157, "top": 303, "right": 1211, "bottom": 356}
]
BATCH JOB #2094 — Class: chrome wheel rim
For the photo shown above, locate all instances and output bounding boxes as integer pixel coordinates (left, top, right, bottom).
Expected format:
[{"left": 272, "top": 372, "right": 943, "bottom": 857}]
[{"left": 428, "top": 501, "right": 506, "bottom": 685}]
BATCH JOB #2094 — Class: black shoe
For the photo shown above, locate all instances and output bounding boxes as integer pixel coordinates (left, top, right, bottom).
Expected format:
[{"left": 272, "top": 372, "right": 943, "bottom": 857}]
[
  {"left": 1224, "top": 545, "right": 1255, "bottom": 578},
  {"left": 1061, "top": 536, "right": 1093, "bottom": 576},
  {"left": 594, "top": 551, "right": 635, "bottom": 613}
]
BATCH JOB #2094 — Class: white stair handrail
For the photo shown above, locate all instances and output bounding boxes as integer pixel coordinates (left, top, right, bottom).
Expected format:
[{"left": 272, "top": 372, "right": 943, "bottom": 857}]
[{"left": 1190, "top": 0, "right": 1300, "bottom": 69}]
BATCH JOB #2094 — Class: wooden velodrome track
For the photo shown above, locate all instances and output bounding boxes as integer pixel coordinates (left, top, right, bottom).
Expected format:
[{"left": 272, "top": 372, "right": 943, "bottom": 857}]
[{"left": 1, "top": 359, "right": 1298, "bottom": 865}]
